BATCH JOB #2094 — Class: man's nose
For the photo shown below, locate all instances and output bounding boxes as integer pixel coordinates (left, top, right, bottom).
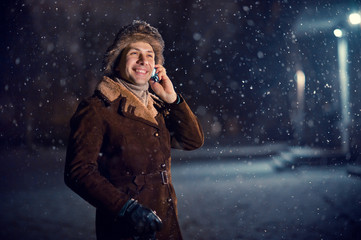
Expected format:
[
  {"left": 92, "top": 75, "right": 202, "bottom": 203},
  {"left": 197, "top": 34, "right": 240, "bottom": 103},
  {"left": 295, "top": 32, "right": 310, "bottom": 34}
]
[{"left": 137, "top": 53, "right": 148, "bottom": 65}]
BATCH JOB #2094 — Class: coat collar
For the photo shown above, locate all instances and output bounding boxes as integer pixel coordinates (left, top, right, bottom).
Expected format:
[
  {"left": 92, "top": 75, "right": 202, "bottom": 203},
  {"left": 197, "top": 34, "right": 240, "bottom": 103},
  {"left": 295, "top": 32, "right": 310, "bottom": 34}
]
[{"left": 96, "top": 76, "right": 161, "bottom": 126}]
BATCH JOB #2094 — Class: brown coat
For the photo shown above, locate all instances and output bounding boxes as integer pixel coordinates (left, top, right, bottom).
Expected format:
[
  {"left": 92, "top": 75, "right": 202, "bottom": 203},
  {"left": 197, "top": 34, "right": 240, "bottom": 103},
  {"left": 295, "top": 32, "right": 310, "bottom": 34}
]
[{"left": 64, "top": 76, "right": 204, "bottom": 240}]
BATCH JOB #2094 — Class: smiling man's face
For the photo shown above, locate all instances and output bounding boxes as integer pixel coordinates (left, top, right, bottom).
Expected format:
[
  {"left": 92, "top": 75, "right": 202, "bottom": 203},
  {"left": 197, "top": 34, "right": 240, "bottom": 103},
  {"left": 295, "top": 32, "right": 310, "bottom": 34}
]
[{"left": 116, "top": 41, "right": 155, "bottom": 86}]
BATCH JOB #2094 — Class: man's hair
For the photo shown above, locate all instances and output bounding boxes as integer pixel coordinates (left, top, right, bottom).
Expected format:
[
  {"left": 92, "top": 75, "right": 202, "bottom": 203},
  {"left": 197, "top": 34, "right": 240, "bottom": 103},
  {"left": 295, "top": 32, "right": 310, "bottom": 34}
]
[{"left": 103, "top": 20, "right": 165, "bottom": 76}]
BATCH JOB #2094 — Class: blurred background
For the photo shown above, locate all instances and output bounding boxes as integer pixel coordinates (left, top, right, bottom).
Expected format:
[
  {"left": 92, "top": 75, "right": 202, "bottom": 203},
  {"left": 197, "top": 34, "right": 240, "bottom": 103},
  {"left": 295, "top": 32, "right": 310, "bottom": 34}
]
[
  {"left": 1, "top": 0, "right": 361, "bottom": 239},
  {"left": 2, "top": 0, "right": 361, "bottom": 153}
]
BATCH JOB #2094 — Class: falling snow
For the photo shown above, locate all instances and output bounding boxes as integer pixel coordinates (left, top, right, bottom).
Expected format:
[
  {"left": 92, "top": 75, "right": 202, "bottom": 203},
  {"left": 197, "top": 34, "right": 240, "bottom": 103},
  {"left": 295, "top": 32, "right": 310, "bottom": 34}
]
[{"left": 1, "top": 0, "right": 361, "bottom": 239}]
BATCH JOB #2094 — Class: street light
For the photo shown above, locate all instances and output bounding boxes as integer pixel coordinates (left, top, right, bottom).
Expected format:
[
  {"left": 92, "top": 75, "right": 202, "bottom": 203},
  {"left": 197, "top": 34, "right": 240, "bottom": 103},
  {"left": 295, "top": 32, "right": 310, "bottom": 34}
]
[
  {"left": 348, "top": 12, "right": 361, "bottom": 25},
  {"left": 333, "top": 11, "right": 360, "bottom": 155},
  {"left": 291, "top": 8, "right": 359, "bottom": 155},
  {"left": 335, "top": 32, "right": 350, "bottom": 154},
  {"left": 294, "top": 70, "right": 306, "bottom": 142},
  {"left": 333, "top": 29, "right": 343, "bottom": 38}
]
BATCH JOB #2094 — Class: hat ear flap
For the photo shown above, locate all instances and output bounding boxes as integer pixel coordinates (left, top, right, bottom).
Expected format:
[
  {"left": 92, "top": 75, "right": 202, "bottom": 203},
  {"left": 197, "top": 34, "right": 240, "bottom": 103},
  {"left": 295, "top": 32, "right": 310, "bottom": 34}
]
[{"left": 113, "top": 50, "right": 124, "bottom": 73}]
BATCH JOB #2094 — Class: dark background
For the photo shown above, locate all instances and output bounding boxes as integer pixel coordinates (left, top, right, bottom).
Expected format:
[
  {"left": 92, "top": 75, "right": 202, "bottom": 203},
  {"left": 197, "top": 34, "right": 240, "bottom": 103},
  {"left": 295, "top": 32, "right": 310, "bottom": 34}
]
[
  {"left": 1, "top": 1, "right": 361, "bottom": 239},
  {"left": 2, "top": 0, "right": 360, "bottom": 152}
]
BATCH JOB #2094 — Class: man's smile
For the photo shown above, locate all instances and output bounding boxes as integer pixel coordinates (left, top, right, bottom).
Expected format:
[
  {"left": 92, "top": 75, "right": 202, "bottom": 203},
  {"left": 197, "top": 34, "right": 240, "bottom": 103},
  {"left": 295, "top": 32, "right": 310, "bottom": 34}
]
[{"left": 134, "top": 68, "right": 148, "bottom": 75}]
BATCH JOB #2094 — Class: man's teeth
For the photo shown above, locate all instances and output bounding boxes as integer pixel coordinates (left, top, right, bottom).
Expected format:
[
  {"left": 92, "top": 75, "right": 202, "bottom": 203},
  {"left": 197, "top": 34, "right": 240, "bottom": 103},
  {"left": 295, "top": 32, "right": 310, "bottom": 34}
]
[{"left": 135, "top": 69, "right": 146, "bottom": 73}]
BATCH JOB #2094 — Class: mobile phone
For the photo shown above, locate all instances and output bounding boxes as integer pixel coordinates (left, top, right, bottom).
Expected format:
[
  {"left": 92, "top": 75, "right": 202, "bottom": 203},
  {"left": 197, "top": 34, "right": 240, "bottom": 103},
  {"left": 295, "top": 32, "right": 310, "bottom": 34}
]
[{"left": 151, "top": 68, "right": 160, "bottom": 82}]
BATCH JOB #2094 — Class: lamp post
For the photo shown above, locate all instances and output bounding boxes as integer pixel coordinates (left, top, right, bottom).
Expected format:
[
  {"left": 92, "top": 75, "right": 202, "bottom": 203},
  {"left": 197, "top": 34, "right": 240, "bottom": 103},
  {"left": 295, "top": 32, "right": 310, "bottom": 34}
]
[
  {"left": 295, "top": 70, "right": 305, "bottom": 143},
  {"left": 334, "top": 12, "right": 360, "bottom": 155},
  {"left": 291, "top": 8, "right": 360, "bottom": 157},
  {"left": 334, "top": 29, "right": 350, "bottom": 154}
]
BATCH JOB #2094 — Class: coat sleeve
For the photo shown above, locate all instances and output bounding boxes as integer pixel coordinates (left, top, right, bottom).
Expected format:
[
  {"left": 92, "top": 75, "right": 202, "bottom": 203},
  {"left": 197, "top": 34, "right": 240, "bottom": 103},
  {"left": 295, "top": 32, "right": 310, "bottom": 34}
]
[
  {"left": 165, "top": 95, "right": 204, "bottom": 150},
  {"left": 64, "top": 100, "right": 128, "bottom": 215}
]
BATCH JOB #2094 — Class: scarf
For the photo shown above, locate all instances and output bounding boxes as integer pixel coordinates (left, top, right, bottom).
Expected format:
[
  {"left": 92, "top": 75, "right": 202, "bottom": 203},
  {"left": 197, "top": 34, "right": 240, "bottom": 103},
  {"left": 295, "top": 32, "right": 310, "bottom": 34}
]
[{"left": 116, "top": 78, "right": 149, "bottom": 106}]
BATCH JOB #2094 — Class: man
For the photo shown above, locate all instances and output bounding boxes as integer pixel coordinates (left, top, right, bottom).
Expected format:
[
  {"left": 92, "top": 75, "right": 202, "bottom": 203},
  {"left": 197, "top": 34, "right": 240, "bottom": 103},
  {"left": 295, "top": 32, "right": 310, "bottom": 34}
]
[{"left": 64, "top": 20, "right": 204, "bottom": 240}]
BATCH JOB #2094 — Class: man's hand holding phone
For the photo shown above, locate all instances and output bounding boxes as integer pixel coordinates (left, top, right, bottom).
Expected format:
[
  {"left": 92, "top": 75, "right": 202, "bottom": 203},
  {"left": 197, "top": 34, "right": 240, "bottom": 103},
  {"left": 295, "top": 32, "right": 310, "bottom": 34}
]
[{"left": 149, "top": 64, "right": 177, "bottom": 104}]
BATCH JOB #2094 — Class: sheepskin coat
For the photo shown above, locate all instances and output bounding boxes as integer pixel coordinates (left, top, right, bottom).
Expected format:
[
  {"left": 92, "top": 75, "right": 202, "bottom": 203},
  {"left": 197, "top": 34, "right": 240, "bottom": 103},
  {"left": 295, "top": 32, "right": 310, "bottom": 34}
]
[{"left": 64, "top": 76, "right": 204, "bottom": 240}]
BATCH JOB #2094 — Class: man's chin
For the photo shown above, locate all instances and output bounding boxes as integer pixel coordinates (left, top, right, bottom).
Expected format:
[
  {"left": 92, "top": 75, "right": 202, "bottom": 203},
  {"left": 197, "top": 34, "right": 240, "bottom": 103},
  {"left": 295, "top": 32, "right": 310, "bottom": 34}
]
[{"left": 132, "top": 78, "right": 150, "bottom": 86}]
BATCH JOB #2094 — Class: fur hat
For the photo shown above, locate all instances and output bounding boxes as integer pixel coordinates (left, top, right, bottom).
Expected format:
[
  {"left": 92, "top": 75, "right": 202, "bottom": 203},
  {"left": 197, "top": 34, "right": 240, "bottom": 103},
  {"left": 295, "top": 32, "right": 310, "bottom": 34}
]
[{"left": 103, "top": 20, "right": 165, "bottom": 76}]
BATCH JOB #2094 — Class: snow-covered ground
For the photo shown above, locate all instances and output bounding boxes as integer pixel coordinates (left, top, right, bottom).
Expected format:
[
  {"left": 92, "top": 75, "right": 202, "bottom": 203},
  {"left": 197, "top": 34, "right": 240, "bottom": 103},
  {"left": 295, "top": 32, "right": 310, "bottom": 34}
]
[
  {"left": 174, "top": 160, "right": 361, "bottom": 240},
  {"left": 1, "top": 147, "right": 360, "bottom": 240}
]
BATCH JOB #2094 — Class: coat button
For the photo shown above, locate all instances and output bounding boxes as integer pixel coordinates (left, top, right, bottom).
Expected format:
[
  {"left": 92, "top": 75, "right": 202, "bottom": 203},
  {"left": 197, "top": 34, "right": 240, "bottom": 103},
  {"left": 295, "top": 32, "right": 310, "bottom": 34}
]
[
  {"left": 154, "top": 132, "right": 159, "bottom": 137},
  {"left": 167, "top": 198, "right": 172, "bottom": 203},
  {"left": 161, "top": 163, "right": 166, "bottom": 168}
]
